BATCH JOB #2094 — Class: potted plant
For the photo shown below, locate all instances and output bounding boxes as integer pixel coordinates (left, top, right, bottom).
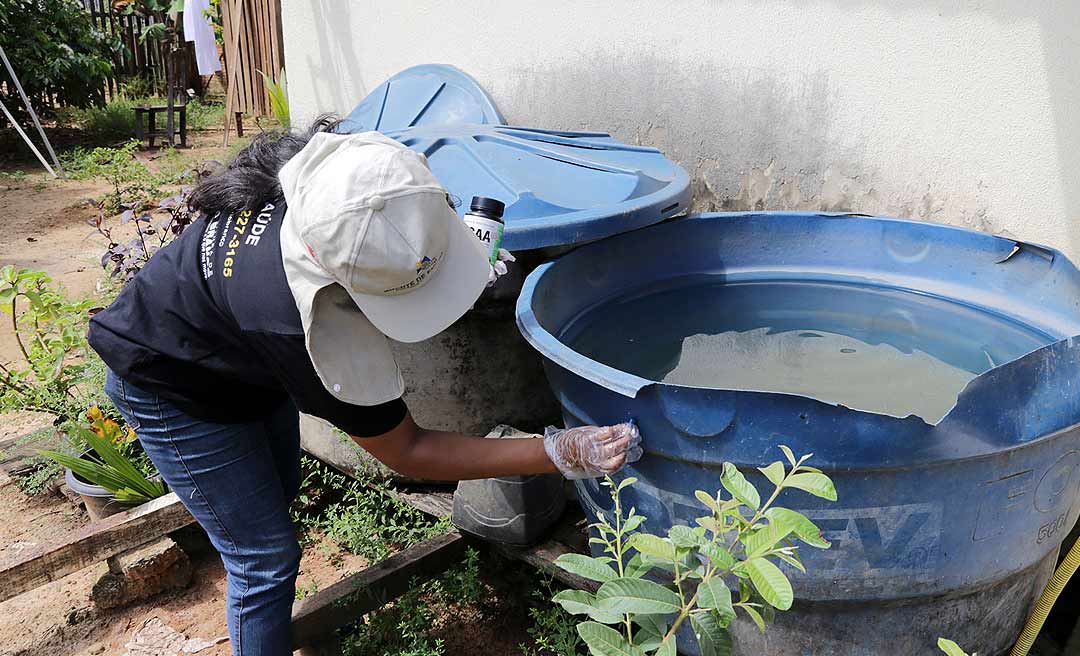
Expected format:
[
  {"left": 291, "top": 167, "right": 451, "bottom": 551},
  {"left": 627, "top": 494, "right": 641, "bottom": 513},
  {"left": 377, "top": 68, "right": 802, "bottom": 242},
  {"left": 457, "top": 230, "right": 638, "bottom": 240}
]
[{"left": 41, "top": 407, "right": 166, "bottom": 520}]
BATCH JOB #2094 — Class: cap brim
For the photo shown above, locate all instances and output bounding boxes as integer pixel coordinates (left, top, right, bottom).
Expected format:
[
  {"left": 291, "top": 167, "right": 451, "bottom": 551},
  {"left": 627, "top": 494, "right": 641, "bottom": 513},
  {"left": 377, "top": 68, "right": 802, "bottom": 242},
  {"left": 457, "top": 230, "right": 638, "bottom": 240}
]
[{"left": 350, "top": 207, "right": 491, "bottom": 343}]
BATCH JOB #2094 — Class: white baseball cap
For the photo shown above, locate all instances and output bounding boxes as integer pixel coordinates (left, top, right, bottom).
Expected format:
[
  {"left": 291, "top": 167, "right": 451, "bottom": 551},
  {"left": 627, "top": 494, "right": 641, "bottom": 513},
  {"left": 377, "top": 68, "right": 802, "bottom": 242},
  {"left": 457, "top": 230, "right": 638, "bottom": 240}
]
[{"left": 278, "top": 131, "right": 491, "bottom": 404}]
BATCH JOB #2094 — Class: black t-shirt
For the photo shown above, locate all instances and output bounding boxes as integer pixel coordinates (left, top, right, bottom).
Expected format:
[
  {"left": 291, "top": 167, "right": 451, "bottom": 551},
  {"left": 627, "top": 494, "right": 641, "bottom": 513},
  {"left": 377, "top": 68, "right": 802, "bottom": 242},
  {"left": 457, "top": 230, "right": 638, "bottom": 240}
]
[{"left": 88, "top": 199, "right": 408, "bottom": 437}]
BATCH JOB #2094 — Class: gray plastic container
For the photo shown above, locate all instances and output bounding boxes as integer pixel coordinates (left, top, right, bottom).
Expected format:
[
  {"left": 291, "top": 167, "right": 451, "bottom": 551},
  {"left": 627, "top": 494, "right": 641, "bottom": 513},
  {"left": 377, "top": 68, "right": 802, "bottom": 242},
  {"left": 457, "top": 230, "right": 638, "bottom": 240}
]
[{"left": 452, "top": 425, "right": 566, "bottom": 545}]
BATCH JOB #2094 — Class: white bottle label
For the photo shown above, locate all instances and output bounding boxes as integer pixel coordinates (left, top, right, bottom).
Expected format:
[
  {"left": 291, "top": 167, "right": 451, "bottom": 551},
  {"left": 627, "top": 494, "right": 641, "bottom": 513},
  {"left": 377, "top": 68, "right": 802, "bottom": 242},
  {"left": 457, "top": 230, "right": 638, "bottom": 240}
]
[{"left": 463, "top": 213, "right": 504, "bottom": 262}]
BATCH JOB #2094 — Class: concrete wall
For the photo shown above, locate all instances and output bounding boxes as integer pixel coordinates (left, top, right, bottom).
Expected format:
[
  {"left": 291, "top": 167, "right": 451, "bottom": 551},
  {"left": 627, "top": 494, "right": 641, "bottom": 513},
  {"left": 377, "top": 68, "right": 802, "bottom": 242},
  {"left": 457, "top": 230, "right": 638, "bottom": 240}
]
[{"left": 281, "top": 1, "right": 1080, "bottom": 259}]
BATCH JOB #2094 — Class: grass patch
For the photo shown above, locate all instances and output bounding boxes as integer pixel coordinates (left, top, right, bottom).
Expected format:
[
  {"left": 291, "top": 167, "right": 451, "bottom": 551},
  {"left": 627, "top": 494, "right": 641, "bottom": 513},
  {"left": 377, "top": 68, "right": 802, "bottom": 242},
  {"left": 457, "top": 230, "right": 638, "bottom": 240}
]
[
  {"left": 56, "top": 95, "right": 228, "bottom": 140},
  {"left": 185, "top": 97, "right": 226, "bottom": 131}
]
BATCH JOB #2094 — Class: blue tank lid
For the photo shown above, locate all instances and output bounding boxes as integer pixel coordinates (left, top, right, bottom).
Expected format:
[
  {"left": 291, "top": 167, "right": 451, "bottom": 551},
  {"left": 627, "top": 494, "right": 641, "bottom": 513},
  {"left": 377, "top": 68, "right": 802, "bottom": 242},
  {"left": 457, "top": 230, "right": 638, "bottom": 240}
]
[
  {"left": 339, "top": 64, "right": 505, "bottom": 133},
  {"left": 388, "top": 125, "right": 691, "bottom": 251}
]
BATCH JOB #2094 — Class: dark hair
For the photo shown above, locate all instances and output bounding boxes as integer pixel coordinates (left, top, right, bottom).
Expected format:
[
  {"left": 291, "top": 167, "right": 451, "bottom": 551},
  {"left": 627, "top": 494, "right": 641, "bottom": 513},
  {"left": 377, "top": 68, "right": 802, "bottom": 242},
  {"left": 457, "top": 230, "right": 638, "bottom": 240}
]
[{"left": 187, "top": 115, "right": 342, "bottom": 215}]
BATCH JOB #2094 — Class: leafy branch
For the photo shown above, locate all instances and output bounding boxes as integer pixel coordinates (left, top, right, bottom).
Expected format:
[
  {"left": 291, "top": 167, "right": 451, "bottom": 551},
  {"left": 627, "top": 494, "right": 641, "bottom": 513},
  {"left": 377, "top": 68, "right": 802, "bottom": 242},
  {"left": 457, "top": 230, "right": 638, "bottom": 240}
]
[
  {"left": 0, "top": 266, "right": 96, "bottom": 421},
  {"left": 552, "top": 446, "right": 837, "bottom": 655}
]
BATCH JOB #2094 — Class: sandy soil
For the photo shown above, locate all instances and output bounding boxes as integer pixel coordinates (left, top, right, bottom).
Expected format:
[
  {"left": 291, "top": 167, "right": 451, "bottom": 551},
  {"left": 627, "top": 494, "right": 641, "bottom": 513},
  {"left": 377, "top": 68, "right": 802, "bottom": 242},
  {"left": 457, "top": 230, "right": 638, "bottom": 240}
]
[{"left": 0, "top": 474, "right": 371, "bottom": 656}]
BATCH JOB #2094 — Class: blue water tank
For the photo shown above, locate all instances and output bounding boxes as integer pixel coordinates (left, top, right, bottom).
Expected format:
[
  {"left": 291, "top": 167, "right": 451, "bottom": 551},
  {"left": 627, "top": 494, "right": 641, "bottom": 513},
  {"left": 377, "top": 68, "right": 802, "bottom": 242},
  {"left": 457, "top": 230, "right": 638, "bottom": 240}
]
[{"left": 517, "top": 212, "right": 1080, "bottom": 655}]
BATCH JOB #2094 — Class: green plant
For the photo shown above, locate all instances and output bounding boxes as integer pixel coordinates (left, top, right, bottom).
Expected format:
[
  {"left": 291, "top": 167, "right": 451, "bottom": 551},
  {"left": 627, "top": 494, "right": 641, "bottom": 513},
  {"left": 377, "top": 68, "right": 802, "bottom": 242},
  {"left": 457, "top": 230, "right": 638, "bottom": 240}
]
[
  {"left": 294, "top": 579, "right": 319, "bottom": 600},
  {"left": 0, "top": 267, "right": 98, "bottom": 422},
  {"left": 184, "top": 97, "right": 225, "bottom": 131},
  {"left": 0, "top": 170, "right": 28, "bottom": 186},
  {"left": 551, "top": 447, "right": 836, "bottom": 655},
  {"left": 40, "top": 411, "right": 165, "bottom": 503},
  {"left": 61, "top": 97, "right": 139, "bottom": 139},
  {"left": 0, "top": 0, "right": 121, "bottom": 120},
  {"left": 62, "top": 141, "right": 161, "bottom": 213},
  {"left": 522, "top": 581, "right": 586, "bottom": 656},
  {"left": 290, "top": 456, "right": 451, "bottom": 561},
  {"left": 340, "top": 552, "right": 486, "bottom": 656},
  {"left": 938, "top": 638, "right": 973, "bottom": 656},
  {"left": 436, "top": 547, "right": 484, "bottom": 606},
  {"left": 258, "top": 68, "right": 289, "bottom": 129},
  {"left": 14, "top": 456, "right": 65, "bottom": 496}
]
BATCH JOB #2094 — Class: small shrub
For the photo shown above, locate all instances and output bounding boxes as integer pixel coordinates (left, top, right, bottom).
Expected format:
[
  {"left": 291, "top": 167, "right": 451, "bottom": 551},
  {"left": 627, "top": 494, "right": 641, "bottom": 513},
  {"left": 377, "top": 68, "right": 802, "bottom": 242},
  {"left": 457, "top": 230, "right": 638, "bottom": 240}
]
[
  {"left": 551, "top": 447, "right": 837, "bottom": 655},
  {"left": 74, "top": 97, "right": 138, "bottom": 140},
  {"left": 185, "top": 97, "right": 225, "bottom": 131},
  {"left": 93, "top": 162, "right": 208, "bottom": 283},
  {"left": 0, "top": 267, "right": 98, "bottom": 422}
]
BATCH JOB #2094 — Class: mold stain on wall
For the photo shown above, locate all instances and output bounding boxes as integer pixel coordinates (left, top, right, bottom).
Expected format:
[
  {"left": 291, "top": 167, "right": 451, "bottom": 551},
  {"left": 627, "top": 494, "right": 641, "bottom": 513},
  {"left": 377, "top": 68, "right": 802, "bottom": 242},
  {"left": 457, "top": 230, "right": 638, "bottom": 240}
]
[{"left": 502, "top": 54, "right": 1014, "bottom": 243}]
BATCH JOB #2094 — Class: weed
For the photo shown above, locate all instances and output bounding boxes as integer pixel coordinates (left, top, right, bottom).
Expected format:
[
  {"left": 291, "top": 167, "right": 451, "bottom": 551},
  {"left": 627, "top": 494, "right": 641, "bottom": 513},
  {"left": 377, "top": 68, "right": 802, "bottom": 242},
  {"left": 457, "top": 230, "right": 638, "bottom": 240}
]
[
  {"left": 294, "top": 579, "right": 319, "bottom": 601},
  {"left": 61, "top": 141, "right": 159, "bottom": 212},
  {"left": 340, "top": 551, "right": 486, "bottom": 656},
  {"left": 291, "top": 456, "right": 451, "bottom": 561},
  {"left": 14, "top": 456, "right": 65, "bottom": 497},
  {"left": 521, "top": 581, "right": 585, "bottom": 656},
  {"left": 0, "top": 170, "right": 28, "bottom": 186},
  {"left": 437, "top": 547, "right": 484, "bottom": 606},
  {"left": 184, "top": 97, "right": 225, "bottom": 131}
]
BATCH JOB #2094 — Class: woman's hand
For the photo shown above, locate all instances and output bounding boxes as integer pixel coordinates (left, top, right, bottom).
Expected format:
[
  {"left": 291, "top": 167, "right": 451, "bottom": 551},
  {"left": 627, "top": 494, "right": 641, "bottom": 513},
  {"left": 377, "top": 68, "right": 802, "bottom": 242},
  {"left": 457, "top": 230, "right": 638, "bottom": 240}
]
[
  {"left": 487, "top": 248, "right": 516, "bottom": 287},
  {"left": 543, "top": 422, "right": 643, "bottom": 480}
]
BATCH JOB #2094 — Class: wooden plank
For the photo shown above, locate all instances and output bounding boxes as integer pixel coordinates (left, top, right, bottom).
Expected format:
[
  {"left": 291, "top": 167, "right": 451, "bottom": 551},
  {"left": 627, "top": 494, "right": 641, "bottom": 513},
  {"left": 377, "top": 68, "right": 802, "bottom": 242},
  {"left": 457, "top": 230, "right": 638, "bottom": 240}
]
[
  {"left": 291, "top": 530, "right": 467, "bottom": 648},
  {"left": 268, "top": 0, "right": 282, "bottom": 77},
  {"left": 0, "top": 429, "right": 65, "bottom": 477},
  {"left": 222, "top": 0, "right": 244, "bottom": 143},
  {"left": 238, "top": 0, "right": 254, "bottom": 113},
  {"left": 0, "top": 492, "right": 194, "bottom": 603},
  {"left": 251, "top": 0, "right": 267, "bottom": 114}
]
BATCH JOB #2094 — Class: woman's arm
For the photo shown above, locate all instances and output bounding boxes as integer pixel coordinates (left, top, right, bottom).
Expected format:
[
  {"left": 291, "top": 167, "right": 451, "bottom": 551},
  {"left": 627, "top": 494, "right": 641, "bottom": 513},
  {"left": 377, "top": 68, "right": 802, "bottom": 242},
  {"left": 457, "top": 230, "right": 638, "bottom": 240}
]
[{"left": 354, "top": 414, "right": 638, "bottom": 481}]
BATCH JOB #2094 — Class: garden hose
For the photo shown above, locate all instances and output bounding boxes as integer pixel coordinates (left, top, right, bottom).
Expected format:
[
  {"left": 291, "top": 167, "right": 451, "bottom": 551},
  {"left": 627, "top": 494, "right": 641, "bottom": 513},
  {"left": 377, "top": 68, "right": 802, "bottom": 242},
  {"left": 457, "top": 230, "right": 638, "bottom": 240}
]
[{"left": 1010, "top": 536, "right": 1080, "bottom": 656}]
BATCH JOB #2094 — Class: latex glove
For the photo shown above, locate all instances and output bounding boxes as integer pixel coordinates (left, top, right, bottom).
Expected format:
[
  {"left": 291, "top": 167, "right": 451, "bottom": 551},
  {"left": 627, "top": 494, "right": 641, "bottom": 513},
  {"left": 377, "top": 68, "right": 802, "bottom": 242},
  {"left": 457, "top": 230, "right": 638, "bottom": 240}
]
[
  {"left": 544, "top": 422, "right": 643, "bottom": 480},
  {"left": 486, "top": 248, "right": 517, "bottom": 287}
]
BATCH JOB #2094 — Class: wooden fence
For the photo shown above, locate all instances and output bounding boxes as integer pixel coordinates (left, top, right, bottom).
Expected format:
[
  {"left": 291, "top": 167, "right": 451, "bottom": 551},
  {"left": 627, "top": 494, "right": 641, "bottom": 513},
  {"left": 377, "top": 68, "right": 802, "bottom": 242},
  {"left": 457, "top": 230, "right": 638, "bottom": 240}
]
[
  {"left": 221, "top": 0, "right": 283, "bottom": 117},
  {"left": 79, "top": 0, "right": 200, "bottom": 97}
]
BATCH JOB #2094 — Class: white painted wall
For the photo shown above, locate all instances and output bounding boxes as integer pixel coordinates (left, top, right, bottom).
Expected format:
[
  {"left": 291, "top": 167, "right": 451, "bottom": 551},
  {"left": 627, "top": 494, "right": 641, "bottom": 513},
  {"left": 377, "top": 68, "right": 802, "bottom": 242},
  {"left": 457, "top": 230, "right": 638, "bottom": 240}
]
[{"left": 281, "top": 1, "right": 1080, "bottom": 259}]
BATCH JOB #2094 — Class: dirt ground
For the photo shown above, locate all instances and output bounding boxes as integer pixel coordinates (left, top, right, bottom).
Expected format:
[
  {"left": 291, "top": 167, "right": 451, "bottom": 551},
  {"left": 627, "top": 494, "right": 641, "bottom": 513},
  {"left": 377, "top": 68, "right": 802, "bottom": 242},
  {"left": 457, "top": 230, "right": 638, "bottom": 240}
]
[{"left": 0, "top": 476, "right": 371, "bottom": 656}]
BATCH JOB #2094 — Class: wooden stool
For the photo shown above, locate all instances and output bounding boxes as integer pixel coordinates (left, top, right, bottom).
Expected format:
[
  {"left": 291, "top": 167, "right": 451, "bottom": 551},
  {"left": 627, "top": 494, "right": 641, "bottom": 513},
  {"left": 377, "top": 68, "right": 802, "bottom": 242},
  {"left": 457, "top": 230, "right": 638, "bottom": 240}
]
[{"left": 133, "top": 104, "right": 188, "bottom": 147}]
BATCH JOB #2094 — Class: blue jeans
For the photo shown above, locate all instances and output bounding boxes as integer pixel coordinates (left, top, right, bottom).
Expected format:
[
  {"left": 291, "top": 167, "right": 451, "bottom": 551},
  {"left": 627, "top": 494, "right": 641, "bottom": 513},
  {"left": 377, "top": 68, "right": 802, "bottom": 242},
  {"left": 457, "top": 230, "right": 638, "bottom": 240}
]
[{"left": 105, "top": 370, "right": 301, "bottom": 656}]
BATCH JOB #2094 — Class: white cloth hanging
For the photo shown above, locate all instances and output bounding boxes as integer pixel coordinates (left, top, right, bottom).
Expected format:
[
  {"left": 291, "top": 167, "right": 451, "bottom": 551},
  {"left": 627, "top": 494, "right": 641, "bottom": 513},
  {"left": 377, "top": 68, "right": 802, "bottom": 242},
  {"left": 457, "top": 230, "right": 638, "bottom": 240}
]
[{"left": 183, "top": 0, "right": 222, "bottom": 76}]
